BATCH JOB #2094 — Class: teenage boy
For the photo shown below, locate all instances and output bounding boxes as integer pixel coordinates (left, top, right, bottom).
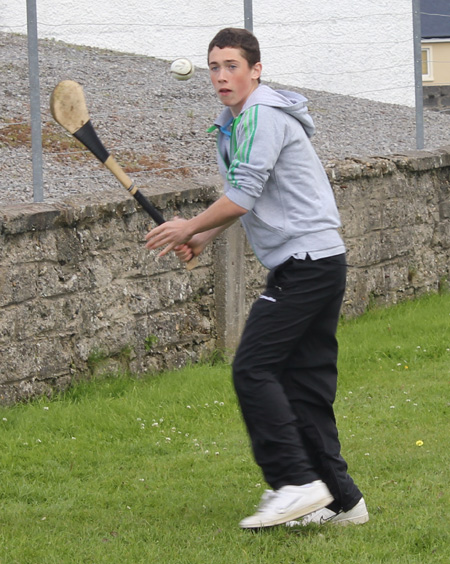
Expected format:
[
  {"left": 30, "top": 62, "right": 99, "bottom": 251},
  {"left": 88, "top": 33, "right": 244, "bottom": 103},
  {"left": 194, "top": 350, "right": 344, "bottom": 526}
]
[{"left": 145, "top": 27, "right": 368, "bottom": 529}]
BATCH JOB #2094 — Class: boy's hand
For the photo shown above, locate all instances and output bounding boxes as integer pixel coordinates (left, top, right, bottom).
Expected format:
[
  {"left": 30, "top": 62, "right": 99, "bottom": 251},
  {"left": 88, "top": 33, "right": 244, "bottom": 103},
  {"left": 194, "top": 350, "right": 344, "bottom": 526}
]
[
  {"left": 174, "top": 233, "right": 210, "bottom": 263},
  {"left": 144, "top": 195, "right": 245, "bottom": 261},
  {"left": 174, "top": 243, "right": 195, "bottom": 263},
  {"left": 145, "top": 217, "right": 192, "bottom": 257}
]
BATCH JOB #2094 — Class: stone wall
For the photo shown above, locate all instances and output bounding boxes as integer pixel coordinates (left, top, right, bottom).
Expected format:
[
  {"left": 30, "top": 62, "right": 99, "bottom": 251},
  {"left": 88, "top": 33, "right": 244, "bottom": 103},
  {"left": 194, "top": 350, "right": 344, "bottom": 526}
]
[
  {"left": 0, "top": 179, "right": 220, "bottom": 405},
  {"left": 331, "top": 149, "right": 450, "bottom": 312},
  {"left": 1, "top": 149, "right": 450, "bottom": 405}
]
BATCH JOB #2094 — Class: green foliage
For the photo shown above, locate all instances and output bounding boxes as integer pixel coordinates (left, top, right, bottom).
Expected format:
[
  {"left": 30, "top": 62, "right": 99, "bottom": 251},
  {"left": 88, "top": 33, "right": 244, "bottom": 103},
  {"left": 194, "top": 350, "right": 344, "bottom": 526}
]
[
  {"left": 199, "top": 347, "right": 227, "bottom": 366},
  {"left": 86, "top": 348, "right": 109, "bottom": 371},
  {"left": 144, "top": 334, "right": 159, "bottom": 352},
  {"left": 438, "top": 274, "right": 449, "bottom": 294},
  {"left": 1, "top": 293, "right": 449, "bottom": 563}
]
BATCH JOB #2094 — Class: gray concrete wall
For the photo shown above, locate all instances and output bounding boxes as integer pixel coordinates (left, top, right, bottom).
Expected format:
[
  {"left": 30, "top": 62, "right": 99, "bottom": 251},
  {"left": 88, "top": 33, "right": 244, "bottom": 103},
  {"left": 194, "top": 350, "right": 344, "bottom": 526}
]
[
  {"left": 1, "top": 3, "right": 416, "bottom": 106},
  {"left": 423, "top": 85, "right": 450, "bottom": 112},
  {"left": 1, "top": 148, "right": 450, "bottom": 405}
]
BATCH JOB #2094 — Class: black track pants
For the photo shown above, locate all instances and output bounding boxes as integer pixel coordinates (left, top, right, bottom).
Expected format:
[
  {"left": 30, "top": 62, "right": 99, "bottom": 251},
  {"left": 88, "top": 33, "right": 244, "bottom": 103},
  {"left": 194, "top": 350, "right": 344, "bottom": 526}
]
[{"left": 232, "top": 254, "right": 362, "bottom": 511}]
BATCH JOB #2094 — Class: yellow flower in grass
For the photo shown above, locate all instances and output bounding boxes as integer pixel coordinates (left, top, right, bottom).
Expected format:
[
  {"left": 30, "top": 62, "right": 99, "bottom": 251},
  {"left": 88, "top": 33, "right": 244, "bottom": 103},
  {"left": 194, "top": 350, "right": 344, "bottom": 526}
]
[{"left": 416, "top": 440, "right": 424, "bottom": 447}]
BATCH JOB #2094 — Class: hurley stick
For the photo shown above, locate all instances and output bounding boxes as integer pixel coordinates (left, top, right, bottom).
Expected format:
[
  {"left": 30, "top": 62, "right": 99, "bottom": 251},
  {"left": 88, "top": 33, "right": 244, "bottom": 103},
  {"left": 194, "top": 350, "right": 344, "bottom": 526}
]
[{"left": 50, "top": 80, "right": 198, "bottom": 269}]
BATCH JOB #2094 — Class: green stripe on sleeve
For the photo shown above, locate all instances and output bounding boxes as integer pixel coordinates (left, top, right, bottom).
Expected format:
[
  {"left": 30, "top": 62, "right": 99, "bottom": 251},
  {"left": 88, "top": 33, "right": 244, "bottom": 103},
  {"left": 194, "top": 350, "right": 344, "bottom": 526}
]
[{"left": 228, "top": 106, "right": 259, "bottom": 188}]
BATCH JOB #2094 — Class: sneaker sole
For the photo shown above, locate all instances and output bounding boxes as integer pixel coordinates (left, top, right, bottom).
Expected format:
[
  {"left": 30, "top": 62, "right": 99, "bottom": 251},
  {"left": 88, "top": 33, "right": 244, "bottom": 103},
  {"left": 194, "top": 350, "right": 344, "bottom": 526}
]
[
  {"left": 332, "top": 512, "right": 369, "bottom": 526},
  {"left": 239, "top": 493, "right": 334, "bottom": 529},
  {"left": 285, "top": 513, "right": 369, "bottom": 528}
]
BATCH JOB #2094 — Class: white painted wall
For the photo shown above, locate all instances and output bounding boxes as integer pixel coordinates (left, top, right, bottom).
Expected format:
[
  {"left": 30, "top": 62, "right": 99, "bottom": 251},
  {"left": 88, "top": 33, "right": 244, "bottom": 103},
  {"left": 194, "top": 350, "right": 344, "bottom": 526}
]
[{"left": 0, "top": 0, "right": 415, "bottom": 106}]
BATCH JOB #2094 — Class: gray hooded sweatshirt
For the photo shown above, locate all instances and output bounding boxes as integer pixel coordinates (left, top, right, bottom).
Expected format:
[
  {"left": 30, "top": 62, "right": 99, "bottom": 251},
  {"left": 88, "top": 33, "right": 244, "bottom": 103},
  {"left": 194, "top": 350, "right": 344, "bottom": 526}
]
[{"left": 209, "top": 84, "right": 345, "bottom": 269}]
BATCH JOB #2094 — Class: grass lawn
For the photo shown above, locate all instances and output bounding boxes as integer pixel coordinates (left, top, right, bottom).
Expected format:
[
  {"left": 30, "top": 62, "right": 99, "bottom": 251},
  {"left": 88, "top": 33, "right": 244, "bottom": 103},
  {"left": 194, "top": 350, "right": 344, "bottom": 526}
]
[{"left": 1, "top": 293, "right": 449, "bottom": 563}]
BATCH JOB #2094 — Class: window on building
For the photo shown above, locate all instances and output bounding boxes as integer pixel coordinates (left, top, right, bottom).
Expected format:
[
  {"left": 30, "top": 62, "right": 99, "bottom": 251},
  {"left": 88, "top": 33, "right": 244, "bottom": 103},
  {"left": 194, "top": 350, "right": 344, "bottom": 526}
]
[{"left": 422, "top": 47, "right": 433, "bottom": 81}]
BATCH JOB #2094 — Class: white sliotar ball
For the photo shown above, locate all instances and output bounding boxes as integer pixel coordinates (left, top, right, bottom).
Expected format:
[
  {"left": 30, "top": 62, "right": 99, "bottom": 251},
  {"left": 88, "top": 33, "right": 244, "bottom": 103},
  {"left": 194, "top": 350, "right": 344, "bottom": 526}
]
[{"left": 170, "top": 58, "right": 195, "bottom": 81}]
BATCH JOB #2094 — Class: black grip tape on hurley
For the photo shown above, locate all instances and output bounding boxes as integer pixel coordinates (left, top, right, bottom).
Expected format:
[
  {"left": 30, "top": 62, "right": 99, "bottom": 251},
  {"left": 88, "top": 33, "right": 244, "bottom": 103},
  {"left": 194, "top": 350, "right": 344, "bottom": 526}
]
[
  {"left": 74, "top": 120, "right": 166, "bottom": 227},
  {"left": 133, "top": 190, "right": 166, "bottom": 225},
  {"left": 74, "top": 120, "right": 110, "bottom": 163}
]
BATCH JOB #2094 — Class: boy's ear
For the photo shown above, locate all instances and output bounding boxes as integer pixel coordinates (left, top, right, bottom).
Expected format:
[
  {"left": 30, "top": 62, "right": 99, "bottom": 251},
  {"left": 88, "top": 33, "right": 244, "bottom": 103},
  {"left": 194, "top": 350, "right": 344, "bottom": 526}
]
[{"left": 252, "top": 62, "right": 262, "bottom": 80}]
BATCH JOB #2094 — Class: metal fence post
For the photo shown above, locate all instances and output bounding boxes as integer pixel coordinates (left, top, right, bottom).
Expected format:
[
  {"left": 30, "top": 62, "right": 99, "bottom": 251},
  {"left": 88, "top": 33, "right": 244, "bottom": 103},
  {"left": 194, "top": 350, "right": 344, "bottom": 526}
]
[
  {"left": 412, "top": 0, "right": 425, "bottom": 150},
  {"left": 244, "top": 0, "right": 253, "bottom": 32},
  {"left": 26, "top": 0, "right": 44, "bottom": 202}
]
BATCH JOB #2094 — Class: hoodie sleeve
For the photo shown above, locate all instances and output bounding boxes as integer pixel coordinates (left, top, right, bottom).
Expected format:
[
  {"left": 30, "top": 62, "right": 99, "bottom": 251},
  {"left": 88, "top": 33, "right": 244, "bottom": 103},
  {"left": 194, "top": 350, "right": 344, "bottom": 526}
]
[{"left": 224, "top": 105, "right": 286, "bottom": 211}]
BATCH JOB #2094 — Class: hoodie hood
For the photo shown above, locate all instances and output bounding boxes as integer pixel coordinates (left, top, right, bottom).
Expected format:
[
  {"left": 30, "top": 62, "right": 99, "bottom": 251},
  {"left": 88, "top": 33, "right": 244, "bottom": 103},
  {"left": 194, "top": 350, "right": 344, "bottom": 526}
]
[{"left": 214, "top": 84, "right": 316, "bottom": 138}]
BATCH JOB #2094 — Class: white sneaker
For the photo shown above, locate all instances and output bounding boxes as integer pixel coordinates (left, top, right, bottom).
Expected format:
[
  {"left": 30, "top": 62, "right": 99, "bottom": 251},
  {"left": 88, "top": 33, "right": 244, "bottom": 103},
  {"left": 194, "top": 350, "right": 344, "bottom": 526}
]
[
  {"left": 286, "top": 497, "right": 369, "bottom": 527},
  {"left": 239, "top": 480, "right": 334, "bottom": 529}
]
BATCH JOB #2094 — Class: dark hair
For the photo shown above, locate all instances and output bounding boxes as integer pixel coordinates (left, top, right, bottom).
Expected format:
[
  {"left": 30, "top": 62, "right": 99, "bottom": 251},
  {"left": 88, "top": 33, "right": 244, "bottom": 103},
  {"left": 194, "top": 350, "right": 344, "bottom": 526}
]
[{"left": 208, "top": 27, "right": 261, "bottom": 68}]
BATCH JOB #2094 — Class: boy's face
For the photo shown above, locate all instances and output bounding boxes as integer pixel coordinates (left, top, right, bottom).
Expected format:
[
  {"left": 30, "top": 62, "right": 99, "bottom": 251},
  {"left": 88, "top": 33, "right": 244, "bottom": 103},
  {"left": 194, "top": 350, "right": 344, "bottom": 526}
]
[{"left": 208, "top": 46, "right": 261, "bottom": 117}]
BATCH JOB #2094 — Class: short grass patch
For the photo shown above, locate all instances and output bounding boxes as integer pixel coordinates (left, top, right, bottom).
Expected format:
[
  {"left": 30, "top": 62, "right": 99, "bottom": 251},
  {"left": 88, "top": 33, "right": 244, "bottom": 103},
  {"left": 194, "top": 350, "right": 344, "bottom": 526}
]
[{"left": 1, "top": 293, "right": 449, "bottom": 563}]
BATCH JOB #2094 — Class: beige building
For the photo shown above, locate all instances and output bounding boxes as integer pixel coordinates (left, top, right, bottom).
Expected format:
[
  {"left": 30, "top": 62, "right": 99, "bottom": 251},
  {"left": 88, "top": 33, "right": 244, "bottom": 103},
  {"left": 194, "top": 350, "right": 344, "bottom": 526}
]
[
  {"left": 421, "top": 1, "right": 450, "bottom": 86},
  {"left": 422, "top": 39, "right": 450, "bottom": 85}
]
